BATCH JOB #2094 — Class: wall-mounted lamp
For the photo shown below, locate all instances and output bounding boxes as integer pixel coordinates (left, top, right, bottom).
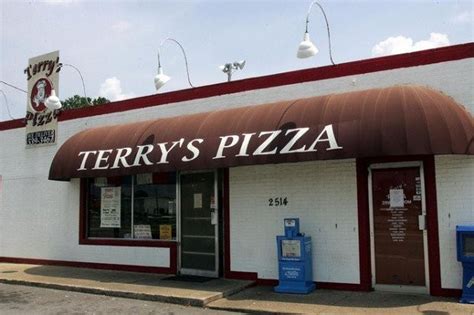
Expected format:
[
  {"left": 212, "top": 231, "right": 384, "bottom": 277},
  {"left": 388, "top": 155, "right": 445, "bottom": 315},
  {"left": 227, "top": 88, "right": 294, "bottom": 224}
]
[
  {"left": 219, "top": 60, "right": 246, "bottom": 82},
  {"left": 45, "top": 85, "right": 62, "bottom": 110},
  {"left": 56, "top": 63, "right": 89, "bottom": 105},
  {"left": 155, "top": 38, "right": 194, "bottom": 91},
  {"left": 297, "top": 1, "right": 336, "bottom": 65}
]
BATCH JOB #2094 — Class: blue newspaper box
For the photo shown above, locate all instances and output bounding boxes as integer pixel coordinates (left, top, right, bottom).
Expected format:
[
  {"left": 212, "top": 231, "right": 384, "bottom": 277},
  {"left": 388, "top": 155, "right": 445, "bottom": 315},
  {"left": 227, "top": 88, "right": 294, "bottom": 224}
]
[
  {"left": 274, "top": 218, "right": 315, "bottom": 294},
  {"left": 457, "top": 225, "right": 474, "bottom": 304}
]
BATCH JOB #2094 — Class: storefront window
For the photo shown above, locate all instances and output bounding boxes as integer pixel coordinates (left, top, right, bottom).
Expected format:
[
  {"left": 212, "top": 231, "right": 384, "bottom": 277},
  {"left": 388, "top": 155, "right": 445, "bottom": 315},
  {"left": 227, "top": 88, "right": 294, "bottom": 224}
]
[
  {"left": 133, "top": 173, "right": 176, "bottom": 240},
  {"left": 86, "top": 172, "right": 176, "bottom": 240},
  {"left": 87, "top": 176, "right": 132, "bottom": 238}
]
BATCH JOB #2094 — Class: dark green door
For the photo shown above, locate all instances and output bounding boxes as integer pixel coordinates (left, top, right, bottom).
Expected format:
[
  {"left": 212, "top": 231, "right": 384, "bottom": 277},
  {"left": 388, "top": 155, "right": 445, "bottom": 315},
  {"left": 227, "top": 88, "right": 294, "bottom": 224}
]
[{"left": 179, "top": 171, "right": 218, "bottom": 277}]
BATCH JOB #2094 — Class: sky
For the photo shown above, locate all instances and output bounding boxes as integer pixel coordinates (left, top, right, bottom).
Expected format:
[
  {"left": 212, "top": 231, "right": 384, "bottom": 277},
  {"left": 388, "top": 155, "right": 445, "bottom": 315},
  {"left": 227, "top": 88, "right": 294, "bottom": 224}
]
[{"left": 0, "top": 0, "right": 473, "bottom": 121}]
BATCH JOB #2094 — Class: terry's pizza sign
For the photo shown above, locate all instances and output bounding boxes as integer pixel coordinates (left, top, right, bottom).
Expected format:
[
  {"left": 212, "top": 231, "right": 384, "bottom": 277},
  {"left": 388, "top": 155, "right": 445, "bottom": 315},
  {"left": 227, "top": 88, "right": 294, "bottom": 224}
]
[{"left": 25, "top": 51, "right": 61, "bottom": 147}]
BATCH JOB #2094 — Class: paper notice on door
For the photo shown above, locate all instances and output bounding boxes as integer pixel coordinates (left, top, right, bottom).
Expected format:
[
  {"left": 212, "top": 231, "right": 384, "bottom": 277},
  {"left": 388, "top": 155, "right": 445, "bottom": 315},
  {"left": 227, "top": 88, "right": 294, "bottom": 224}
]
[
  {"left": 194, "top": 193, "right": 202, "bottom": 209},
  {"left": 100, "top": 187, "right": 121, "bottom": 228},
  {"left": 389, "top": 189, "right": 404, "bottom": 208}
]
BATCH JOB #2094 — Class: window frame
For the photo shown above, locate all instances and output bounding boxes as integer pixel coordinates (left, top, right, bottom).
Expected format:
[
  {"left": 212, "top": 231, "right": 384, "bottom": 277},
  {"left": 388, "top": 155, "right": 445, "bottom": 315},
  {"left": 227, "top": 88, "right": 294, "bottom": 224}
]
[{"left": 79, "top": 177, "right": 177, "bottom": 248}]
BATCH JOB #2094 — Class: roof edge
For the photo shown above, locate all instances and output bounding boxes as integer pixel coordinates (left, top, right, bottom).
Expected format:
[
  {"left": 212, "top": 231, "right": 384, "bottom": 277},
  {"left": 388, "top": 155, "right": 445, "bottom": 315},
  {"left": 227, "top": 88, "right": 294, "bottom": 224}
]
[{"left": 2, "top": 42, "right": 473, "bottom": 132}]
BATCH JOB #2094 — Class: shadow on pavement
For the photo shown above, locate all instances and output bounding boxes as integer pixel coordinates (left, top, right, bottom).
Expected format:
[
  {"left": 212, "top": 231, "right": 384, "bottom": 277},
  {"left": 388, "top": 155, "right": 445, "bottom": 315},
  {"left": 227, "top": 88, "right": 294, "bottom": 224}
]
[
  {"left": 22, "top": 265, "right": 247, "bottom": 293},
  {"left": 218, "top": 285, "right": 459, "bottom": 309}
]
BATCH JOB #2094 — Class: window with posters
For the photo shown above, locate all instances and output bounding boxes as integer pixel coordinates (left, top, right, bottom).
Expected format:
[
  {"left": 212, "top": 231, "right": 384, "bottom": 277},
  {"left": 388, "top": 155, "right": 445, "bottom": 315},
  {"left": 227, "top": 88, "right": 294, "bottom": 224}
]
[{"left": 86, "top": 172, "right": 177, "bottom": 240}]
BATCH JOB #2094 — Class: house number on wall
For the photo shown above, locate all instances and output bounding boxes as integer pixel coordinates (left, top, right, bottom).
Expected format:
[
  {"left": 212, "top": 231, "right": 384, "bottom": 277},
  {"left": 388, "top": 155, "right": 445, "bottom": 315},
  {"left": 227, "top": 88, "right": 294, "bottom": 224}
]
[{"left": 269, "top": 197, "right": 288, "bottom": 207}]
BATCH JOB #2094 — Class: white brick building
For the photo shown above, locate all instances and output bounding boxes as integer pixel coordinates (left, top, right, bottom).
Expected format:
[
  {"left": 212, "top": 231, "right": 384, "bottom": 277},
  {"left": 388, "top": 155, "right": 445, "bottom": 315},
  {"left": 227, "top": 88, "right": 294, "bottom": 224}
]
[{"left": 0, "top": 43, "right": 472, "bottom": 297}]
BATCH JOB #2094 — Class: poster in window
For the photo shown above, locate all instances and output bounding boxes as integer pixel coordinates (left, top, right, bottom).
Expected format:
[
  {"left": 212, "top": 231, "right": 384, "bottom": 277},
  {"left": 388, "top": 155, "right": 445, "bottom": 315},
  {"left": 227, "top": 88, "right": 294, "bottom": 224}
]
[
  {"left": 134, "top": 225, "right": 152, "bottom": 239},
  {"left": 100, "top": 187, "right": 121, "bottom": 228},
  {"left": 168, "top": 201, "right": 176, "bottom": 214},
  {"left": 160, "top": 224, "right": 172, "bottom": 240},
  {"left": 94, "top": 177, "right": 108, "bottom": 187},
  {"left": 136, "top": 173, "right": 152, "bottom": 185}
]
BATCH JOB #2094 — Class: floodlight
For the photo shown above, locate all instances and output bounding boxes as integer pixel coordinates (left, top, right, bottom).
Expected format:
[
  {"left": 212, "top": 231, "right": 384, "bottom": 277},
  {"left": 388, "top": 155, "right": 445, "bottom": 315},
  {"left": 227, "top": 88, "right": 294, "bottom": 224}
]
[{"left": 220, "top": 60, "right": 246, "bottom": 82}]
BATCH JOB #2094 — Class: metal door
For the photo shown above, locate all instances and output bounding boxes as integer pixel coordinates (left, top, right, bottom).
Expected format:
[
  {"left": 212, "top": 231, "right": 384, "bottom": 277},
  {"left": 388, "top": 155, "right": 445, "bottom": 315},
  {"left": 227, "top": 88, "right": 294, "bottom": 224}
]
[{"left": 179, "top": 171, "right": 218, "bottom": 277}]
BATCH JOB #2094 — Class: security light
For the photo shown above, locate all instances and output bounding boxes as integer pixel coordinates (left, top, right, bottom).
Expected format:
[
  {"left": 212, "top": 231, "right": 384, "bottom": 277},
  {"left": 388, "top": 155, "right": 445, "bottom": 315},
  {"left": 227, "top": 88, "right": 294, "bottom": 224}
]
[
  {"left": 297, "top": 33, "right": 318, "bottom": 59},
  {"left": 297, "top": 1, "right": 335, "bottom": 65},
  {"left": 220, "top": 60, "right": 246, "bottom": 82},
  {"left": 154, "top": 67, "right": 171, "bottom": 90},
  {"left": 155, "top": 38, "right": 194, "bottom": 92},
  {"left": 56, "top": 63, "right": 90, "bottom": 105}
]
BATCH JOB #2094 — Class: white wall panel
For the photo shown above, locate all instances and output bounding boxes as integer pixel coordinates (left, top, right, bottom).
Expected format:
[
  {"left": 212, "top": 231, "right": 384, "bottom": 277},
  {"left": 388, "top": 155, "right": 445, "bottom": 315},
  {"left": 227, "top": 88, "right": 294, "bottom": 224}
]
[
  {"left": 229, "top": 160, "right": 360, "bottom": 283},
  {"left": 435, "top": 155, "right": 474, "bottom": 289}
]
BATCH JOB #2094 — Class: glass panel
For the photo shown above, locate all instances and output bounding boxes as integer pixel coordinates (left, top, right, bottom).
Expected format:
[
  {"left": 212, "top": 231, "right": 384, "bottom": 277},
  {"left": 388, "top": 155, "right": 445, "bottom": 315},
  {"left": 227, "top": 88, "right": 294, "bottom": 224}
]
[
  {"left": 463, "top": 235, "right": 474, "bottom": 257},
  {"left": 133, "top": 172, "right": 177, "bottom": 240},
  {"left": 282, "top": 240, "right": 301, "bottom": 258},
  {"left": 181, "top": 253, "right": 215, "bottom": 270},
  {"left": 87, "top": 176, "right": 132, "bottom": 238},
  {"left": 180, "top": 172, "right": 216, "bottom": 271}
]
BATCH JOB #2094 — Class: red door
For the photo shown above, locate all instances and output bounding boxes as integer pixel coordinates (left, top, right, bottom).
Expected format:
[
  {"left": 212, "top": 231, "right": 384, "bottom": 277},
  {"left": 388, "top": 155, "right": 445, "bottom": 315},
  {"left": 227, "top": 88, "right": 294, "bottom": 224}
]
[{"left": 371, "top": 167, "right": 425, "bottom": 286}]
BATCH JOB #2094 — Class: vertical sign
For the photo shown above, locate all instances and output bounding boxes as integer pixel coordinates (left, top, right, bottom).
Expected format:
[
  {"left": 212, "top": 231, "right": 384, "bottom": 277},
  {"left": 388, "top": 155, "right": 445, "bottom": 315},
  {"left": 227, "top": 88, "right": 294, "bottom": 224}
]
[
  {"left": 100, "top": 187, "right": 121, "bottom": 228},
  {"left": 24, "top": 51, "right": 61, "bottom": 147}
]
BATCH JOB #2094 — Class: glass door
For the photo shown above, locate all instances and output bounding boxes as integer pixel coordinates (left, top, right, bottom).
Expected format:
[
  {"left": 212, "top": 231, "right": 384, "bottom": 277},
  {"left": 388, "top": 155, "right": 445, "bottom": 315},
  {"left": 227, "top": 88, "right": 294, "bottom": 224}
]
[{"left": 179, "top": 171, "right": 218, "bottom": 277}]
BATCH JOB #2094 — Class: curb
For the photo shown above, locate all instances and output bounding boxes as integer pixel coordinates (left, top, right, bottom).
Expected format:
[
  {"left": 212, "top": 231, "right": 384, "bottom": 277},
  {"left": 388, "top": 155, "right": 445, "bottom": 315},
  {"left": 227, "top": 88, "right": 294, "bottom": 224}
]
[
  {"left": 0, "top": 278, "right": 247, "bottom": 307},
  {"left": 207, "top": 305, "right": 291, "bottom": 314}
]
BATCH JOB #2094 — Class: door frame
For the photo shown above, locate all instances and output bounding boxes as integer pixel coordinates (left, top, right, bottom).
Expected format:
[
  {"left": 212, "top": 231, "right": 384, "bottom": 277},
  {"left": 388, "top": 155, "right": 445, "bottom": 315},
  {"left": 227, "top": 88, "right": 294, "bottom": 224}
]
[
  {"left": 177, "top": 170, "right": 219, "bottom": 277},
  {"left": 368, "top": 161, "right": 430, "bottom": 293}
]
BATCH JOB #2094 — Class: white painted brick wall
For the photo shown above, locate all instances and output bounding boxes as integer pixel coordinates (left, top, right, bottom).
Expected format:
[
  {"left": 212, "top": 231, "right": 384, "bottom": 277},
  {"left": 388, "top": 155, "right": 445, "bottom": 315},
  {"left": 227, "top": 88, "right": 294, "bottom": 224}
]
[
  {"left": 229, "top": 160, "right": 360, "bottom": 283},
  {"left": 0, "top": 174, "right": 170, "bottom": 267},
  {"left": 0, "top": 57, "right": 472, "bottom": 273},
  {"left": 435, "top": 155, "right": 474, "bottom": 289}
]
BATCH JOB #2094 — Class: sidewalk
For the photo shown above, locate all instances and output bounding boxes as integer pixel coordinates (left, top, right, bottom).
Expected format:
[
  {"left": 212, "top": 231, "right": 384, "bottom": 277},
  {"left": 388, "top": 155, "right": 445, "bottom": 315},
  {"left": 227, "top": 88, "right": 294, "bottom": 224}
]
[
  {"left": 1, "top": 263, "right": 472, "bottom": 314},
  {"left": 0, "top": 263, "right": 252, "bottom": 307},
  {"left": 208, "top": 285, "right": 472, "bottom": 314}
]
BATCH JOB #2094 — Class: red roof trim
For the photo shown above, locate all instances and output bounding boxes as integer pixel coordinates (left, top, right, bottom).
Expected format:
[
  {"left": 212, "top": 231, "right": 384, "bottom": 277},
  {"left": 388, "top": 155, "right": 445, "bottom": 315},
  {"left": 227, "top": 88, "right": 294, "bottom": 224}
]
[
  {"left": 0, "top": 119, "right": 24, "bottom": 131},
  {"left": 1, "top": 42, "right": 472, "bottom": 132}
]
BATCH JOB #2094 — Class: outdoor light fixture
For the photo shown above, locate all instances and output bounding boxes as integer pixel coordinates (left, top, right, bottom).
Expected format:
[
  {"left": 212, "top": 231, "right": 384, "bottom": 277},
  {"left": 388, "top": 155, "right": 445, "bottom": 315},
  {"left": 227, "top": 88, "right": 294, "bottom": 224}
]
[
  {"left": 56, "top": 63, "right": 90, "bottom": 105},
  {"left": 155, "top": 38, "right": 194, "bottom": 91},
  {"left": 45, "top": 85, "right": 62, "bottom": 110},
  {"left": 2, "top": 79, "right": 62, "bottom": 112},
  {"left": 297, "top": 1, "right": 336, "bottom": 65},
  {"left": 154, "top": 67, "right": 170, "bottom": 91},
  {"left": 219, "top": 60, "right": 246, "bottom": 82}
]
